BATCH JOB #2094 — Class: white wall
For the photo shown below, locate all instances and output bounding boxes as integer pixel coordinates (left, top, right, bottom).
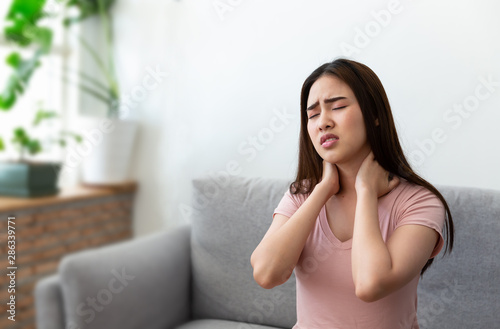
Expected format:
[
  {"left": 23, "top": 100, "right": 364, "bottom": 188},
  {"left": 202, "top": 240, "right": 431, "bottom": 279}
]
[{"left": 108, "top": 0, "right": 500, "bottom": 236}]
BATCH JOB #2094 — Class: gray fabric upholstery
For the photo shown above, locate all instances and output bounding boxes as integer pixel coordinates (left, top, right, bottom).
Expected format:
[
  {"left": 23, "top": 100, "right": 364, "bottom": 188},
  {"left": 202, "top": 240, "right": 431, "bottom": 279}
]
[
  {"left": 35, "top": 274, "right": 65, "bottom": 329},
  {"left": 34, "top": 176, "right": 500, "bottom": 329},
  {"left": 175, "top": 319, "right": 284, "bottom": 329},
  {"left": 59, "top": 225, "right": 191, "bottom": 329},
  {"left": 417, "top": 185, "right": 500, "bottom": 328},
  {"left": 190, "top": 176, "right": 296, "bottom": 328}
]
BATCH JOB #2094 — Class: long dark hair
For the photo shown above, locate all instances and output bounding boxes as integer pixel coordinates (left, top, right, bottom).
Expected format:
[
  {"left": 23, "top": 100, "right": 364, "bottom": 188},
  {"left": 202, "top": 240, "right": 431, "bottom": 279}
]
[{"left": 290, "top": 58, "right": 454, "bottom": 275}]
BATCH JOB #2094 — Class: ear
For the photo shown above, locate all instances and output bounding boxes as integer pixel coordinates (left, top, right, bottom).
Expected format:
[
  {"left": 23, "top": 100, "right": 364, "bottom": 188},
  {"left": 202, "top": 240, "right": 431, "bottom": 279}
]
[{"left": 375, "top": 118, "right": 380, "bottom": 126}]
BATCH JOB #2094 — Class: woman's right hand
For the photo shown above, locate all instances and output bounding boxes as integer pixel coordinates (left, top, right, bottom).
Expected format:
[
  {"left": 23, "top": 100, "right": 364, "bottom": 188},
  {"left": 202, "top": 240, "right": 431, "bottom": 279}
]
[{"left": 318, "top": 160, "right": 340, "bottom": 198}]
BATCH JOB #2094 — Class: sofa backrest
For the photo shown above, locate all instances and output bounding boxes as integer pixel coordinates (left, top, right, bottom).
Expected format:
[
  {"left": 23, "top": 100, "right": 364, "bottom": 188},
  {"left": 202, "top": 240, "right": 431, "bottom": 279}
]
[
  {"left": 190, "top": 175, "right": 296, "bottom": 328},
  {"left": 417, "top": 184, "right": 500, "bottom": 328},
  {"left": 189, "top": 175, "right": 500, "bottom": 328}
]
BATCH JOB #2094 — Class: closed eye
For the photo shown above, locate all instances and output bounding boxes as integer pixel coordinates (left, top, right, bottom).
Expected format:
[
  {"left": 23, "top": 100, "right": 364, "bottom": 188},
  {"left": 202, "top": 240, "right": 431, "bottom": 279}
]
[{"left": 308, "top": 106, "right": 346, "bottom": 119}]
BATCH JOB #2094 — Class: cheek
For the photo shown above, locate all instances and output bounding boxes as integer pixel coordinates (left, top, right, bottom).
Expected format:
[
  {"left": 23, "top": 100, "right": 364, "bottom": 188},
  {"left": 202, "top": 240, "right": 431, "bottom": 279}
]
[
  {"left": 347, "top": 117, "right": 368, "bottom": 142},
  {"left": 307, "top": 122, "right": 315, "bottom": 140},
  {"left": 344, "top": 111, "right": 365, "bottom": 131}
]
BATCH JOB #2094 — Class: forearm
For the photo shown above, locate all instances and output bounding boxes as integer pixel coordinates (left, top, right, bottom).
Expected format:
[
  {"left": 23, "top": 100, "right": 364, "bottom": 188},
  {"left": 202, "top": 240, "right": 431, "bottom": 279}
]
[
  {"left": 351, "top": 189, "right": 393, "bottom": 300},
  {"left": 251, "top": 184, "right": 331, "bottom": 288}
]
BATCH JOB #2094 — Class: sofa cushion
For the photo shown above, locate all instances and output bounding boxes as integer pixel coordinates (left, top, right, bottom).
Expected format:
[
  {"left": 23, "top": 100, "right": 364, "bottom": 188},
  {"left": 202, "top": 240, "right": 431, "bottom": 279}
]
[
  {"left": 190, "top": 175, "right": 296, "bottom": 328},
  {"left": 417, "top": 185, "right": 500, "bottom": 328},
  {"left": 176, "top": 319, "right": 284, "bottom": 329},
  {"left": 189, "top": 176, "right": 500, "bottom": 329}
]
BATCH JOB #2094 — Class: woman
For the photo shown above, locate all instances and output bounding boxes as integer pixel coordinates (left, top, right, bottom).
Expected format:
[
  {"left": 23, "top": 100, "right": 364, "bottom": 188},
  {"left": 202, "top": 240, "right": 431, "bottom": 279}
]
[{"left": 250, "top": 58, "right": 454, "bottom": 328}]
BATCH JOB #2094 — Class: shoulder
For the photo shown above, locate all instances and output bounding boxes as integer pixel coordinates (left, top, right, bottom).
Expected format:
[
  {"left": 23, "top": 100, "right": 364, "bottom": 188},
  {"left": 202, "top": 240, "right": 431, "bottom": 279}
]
[
  {"left": 390, "top": 178, "right": 444, "bottom": 210},
  {"left": 386, "top": 179, "right": 447, "bottom": 258},
  {"left": 389, "top": 178, "right": 446, "bottom": 230}
]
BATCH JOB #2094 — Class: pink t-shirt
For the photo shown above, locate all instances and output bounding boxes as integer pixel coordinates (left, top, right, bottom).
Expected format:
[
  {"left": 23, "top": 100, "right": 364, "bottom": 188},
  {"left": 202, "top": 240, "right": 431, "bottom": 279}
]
[{"left": 273, "top": 178, "right": 445, "bottom": 329}]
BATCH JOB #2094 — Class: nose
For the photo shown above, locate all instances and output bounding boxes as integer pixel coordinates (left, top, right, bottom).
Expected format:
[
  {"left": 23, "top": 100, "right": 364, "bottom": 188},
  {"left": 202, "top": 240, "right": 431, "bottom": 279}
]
[{"left": 317, "top": 110, "right": 334, "bottom": 131}]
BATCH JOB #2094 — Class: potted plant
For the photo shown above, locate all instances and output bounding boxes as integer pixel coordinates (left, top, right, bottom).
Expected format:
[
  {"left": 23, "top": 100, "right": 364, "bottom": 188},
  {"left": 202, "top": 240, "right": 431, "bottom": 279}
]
[
  {"left": 0, "top": 107, "right": 82, "bottom": 197},
  {"left": 0, "top": 0, "right": 61, "bottom": 197},
  {"left": 63, "top": 0, "right": 139, "bottom": 185},
  {"left": 0, "top": 0, "right": 139, "bottom": 186}
]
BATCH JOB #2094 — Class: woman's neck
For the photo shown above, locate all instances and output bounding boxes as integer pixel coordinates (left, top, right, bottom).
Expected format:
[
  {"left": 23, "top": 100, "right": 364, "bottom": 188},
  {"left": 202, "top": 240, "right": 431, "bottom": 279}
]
[{"left": 333, "top": 149, "right": 371, "bottom": 198}]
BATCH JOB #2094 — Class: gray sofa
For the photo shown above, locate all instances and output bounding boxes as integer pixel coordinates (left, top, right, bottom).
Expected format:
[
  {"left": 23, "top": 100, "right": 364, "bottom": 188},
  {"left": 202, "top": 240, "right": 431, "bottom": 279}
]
[{"left": 35, "top": 176, "right": 500, "bottom": 329}]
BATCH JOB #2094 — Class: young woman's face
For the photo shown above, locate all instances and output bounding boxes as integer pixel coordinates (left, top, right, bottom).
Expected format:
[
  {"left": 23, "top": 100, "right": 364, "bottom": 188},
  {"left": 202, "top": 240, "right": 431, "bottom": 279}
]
[{"left": 306, "top": 74, "right": 371, "bottom": 165}]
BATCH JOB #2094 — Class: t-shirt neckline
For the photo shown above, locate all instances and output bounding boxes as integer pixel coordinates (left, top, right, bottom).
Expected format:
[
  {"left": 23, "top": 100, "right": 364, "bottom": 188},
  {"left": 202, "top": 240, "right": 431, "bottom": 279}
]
[
  {"left": 318, "top": 177, "right": 404, "bottom": 250},
  {"left": 319, "top": 206, "right": 353, "bottom": 250}
]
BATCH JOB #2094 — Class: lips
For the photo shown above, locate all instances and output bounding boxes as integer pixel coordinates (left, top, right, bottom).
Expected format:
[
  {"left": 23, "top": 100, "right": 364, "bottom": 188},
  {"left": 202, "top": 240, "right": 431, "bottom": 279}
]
[{"left": 320, "top": 133, "right": 339, "bottom": 145}]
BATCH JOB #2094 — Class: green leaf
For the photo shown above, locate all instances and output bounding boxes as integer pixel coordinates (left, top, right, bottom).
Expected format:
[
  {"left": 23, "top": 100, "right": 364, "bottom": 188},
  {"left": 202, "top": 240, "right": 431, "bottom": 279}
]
[
  {"left": 31, "top": 26, "right": 53, "bottom": 54},
  {"left": 5, "top": 25, "right": 53, "bottom": 54},
  {"left": 0, "top": 137, "right": 5, "bottom": 151},
  {"left": 6, "top": 0, "right": 47, "bottom": 22},
  {"left": 64, "top": 0, "right": 116, "bottom": 26},
  {"left": 6, "top": 53, "right": 21, "bottom": 67},
  {"left": 4, "top": 0, "right": 52, "bottom": 51},
  {"left": 12, "top": 127, "right": 30, "bottom": 145},
  {"left": 0, "top": 0, "right": 53, "bottom": 110},
  {"left": 13, "top": 127, "right": 27, "bottom": 139},
  {"left": 58, "top": 139, "right": 66, "bottom": 147},
  {"left": 33, "top": 109, "right": 58, "bottom": 126},
  {"left": 0, "top": 51, "right": 42, "bottom": 110},
  {"left": 26, "top": 139, "right": 42, "bottom": 155},
  {"left": 60, "top": 131, "right": 83, "bottom": 144},
  {"left": 0, "top": 76, "right": 17, "bottom": 109}
]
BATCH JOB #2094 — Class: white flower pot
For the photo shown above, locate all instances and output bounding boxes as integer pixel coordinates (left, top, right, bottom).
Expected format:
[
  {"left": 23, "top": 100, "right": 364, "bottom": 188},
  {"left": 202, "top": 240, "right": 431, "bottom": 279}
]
[{"left": 80, "top": 118, "right": 138, "bottom": 184}]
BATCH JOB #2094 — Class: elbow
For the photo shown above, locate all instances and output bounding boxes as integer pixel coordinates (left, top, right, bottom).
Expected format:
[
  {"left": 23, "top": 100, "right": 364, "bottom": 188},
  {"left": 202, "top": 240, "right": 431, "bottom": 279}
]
[
  {"left": 354, "top": 279, "right": 385, "bottom": 303},
  {"left": 252, "top": 264, "right": 278, "bottom": 289},
  {"left": 252, "top": 265, "right": 290, "bottom": 290},
  {"left": 251, "top": 253, "right": 275, "bottom": 289},
  {"left": 251, "top": 255, "right": 292, "bottom": 289},
  {"left": 355, "top": 287, "right": 380, "bottom": 303},
  {"left": 253, "top": 272, "right": 278, "bottom": 290}
]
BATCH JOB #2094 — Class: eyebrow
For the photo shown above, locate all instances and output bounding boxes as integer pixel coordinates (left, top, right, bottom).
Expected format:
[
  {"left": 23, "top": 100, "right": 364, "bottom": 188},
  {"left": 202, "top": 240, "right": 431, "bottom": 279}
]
[{"left": 306, "top": 96, "right": 347, "bottom": 111}]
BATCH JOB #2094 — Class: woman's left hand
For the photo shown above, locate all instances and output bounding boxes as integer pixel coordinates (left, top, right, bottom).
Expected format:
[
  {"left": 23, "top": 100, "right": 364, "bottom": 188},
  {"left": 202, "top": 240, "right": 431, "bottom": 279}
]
[{"left": 355, "top": 151, "right": 400, "bottom": 197}]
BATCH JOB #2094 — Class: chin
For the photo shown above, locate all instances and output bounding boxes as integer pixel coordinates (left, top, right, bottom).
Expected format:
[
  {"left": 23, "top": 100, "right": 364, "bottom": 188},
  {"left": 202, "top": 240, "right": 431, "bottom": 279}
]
[{"left": 319, "top": 153, "right": 339, "bottom": 164}]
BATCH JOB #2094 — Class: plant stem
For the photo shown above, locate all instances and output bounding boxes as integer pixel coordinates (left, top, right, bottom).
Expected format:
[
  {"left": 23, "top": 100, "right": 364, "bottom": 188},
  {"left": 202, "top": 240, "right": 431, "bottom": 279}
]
[
  {"left": 63, "top": 66, "right": 109, "bottom": 92},
  {"left": 98, "top": 0, "right": 119, "bottom": 101},
  {"left": 77, "top": 33, "right": 115, "bottom": 91},
  {"left": 61, "top": 75, "right": 112, "bottom": 105}
]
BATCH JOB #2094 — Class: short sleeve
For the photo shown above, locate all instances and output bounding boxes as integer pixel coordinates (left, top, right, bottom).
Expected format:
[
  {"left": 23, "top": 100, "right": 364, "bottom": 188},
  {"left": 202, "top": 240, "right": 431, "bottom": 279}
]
[
  {"left": 273, "top": 189, "right": 306, "bottom": 220},
  {"left": 395, "top": 187, "right": 446, "bottom": 258}
]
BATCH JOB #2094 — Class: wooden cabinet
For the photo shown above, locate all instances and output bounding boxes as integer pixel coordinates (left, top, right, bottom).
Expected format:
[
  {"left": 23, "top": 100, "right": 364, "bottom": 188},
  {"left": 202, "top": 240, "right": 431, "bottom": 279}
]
[{"left": 0, "top": 182, "right": 137, "bottom": 329}]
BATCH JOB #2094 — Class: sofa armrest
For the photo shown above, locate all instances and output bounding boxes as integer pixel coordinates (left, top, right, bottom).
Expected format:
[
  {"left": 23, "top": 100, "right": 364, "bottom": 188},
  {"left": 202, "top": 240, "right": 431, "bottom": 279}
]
[
  {"left": 35, "top": 274, "right": 65, "bottom": 329},
  {"left": 59, "top": 224, "right": 191, "bottom": 329}
]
